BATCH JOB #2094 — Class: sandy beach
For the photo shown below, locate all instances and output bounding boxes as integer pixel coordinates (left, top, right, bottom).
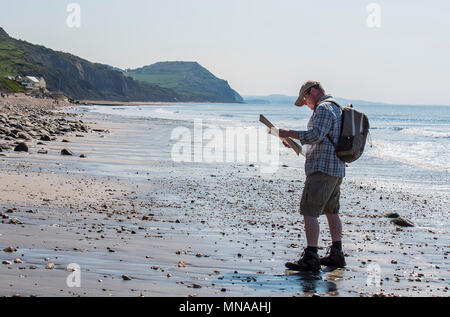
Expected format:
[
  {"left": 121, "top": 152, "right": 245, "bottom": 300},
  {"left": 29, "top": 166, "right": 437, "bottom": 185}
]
[{"left": 0, "top": 96, "right": 448, "bottom": 297}]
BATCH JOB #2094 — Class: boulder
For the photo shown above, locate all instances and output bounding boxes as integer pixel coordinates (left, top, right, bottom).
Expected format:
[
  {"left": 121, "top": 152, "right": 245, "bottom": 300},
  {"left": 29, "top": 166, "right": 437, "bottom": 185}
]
[
  {"left": 61, "top": 148, "right": 74, "bottom": 156},
  {"left": 384, "top": 212, "right": 400, "bottom": 218},
  {"left": 17, "top": 132, "right": 32, "bottom": 140},
  {"left": 391, "top": 217, "right": 414, "bottom": 227},
  {"left": 0, "top": 127, "right": 10, "bottom": 135},
  {"left": 0, "top": 143, "right": 11, "bottom": 150},
  {"left": 14, "top": 142, "right": 28, "bottom": 152}
]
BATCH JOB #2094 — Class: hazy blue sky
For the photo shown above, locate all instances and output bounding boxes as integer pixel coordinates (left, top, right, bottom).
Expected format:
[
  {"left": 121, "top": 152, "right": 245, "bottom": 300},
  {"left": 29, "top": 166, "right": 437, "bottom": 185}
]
[{"left": 1, "top": 0, "right": 450, "bottom": 105}]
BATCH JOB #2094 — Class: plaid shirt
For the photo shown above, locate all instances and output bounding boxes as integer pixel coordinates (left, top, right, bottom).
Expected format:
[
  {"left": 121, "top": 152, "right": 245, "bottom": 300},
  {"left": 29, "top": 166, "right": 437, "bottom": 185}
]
[{"left": 297, "top": 95, "right": 345, "bottom": 178}]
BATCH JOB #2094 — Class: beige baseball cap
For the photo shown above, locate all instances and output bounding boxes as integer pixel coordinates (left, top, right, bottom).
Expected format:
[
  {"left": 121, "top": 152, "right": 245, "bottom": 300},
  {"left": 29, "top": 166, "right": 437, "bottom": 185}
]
[{"left": 294, "top": 80, "right": 323, "bottom": 107}]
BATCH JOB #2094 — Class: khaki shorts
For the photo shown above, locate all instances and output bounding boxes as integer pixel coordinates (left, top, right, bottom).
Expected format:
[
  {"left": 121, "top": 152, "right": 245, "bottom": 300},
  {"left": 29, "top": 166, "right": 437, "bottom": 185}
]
[{"left": 300, "top": 172, "right": 343, "bottom": 218}]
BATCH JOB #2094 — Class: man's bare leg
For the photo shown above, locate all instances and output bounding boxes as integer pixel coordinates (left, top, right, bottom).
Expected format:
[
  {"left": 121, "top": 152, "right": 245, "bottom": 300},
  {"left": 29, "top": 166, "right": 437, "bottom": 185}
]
[
  {"left": 304, "top": 215, "right": 320, "bottom": 247},
  {"left": 325, "top": 213, "right": 342, "bottom": 242},
  {"left": 321, "top": 213, "right": 346, "bottom": 267},
  {"left": 285, "top": 215, "right": 321, "bottom": 271}
]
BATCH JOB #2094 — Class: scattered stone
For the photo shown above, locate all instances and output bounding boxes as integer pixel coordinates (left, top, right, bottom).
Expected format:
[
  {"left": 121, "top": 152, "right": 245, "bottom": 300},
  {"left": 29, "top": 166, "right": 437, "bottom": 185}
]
[
  {"left": 9, "top": 217, "right": 21, "bottom": 225},
  {"left": 13, "top": 258, "right": 22, "bottom": 264},
  {"left": 45, "top": 263, "right": 55, "bottom": 269},
  {"left": 385, "top": 212, "right": 400, "bottom": 218},
  {"left": 122, "top": 274, "right": 132, "bottom": 281},
  {"left": 17, "top": 132, "right": 32, "bottom": 140},
  {"left": 3, "top": 246, "right": 16, "bottom": 252},
  {"left": 178, "top": 261, "right": 187, "bottom": 268},
  {"left": 79, "top": 154, "right": 86, "bottom": 158},
  {"left": 2, "top": 260, "right": 12, "bottom": 265},
  {"left": 391, "top": 217, "right": 414, "bottom": 227},
  {"left": 14, "top": 142, "right": 28, "bottom": 152},
  {"left": 61, "top": 148, "right": 74, "bottom": 156}
]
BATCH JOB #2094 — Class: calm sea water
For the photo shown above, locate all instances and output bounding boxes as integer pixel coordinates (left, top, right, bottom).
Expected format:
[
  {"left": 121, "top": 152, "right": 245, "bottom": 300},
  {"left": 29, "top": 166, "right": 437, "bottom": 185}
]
[{"left": 86, "top": 102, "right": 450, "bottom": 194}]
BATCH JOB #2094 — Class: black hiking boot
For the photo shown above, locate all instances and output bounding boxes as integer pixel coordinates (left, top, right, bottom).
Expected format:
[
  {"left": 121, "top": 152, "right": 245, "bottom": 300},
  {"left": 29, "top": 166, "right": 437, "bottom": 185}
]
[
  {"left": 320, "top": 246, "right": 346, "bottom": 268},
  {"left": 285, "top": 249, "right": 321, "bottom": 272}
]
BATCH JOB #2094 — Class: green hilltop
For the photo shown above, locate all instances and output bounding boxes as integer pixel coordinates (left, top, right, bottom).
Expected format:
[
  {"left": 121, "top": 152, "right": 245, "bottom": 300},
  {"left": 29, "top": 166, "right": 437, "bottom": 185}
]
[{"left": 125, "top": 61, "right": 243, "bottom": 103}]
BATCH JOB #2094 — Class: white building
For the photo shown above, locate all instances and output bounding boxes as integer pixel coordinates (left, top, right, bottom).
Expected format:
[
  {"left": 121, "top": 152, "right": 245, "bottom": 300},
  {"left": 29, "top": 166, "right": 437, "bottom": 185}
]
[{"left": 22, "top": 76, "right": 46, "bottom": 89}]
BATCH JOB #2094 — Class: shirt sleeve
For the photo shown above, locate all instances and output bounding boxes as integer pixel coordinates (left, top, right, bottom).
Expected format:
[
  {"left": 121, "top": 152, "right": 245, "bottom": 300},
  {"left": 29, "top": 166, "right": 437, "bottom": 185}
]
[{"left": 297, "top": 105, "right": 332, "bottom": 145}]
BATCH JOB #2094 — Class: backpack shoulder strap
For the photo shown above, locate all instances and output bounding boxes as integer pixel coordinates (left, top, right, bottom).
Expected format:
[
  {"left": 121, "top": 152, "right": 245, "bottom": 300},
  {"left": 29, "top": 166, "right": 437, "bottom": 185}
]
[
  {"left": 317, "top": 97, "right": 342, "bottom": 148},
  {"left": 318, "top": 97, "right": 342, "bottom": 109}
]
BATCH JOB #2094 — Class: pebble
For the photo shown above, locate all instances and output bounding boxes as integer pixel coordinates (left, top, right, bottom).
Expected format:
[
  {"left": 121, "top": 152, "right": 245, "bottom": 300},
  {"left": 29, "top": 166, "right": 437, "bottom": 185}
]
[
  {"left": 9, "top": 217, "right": 21, "bottom": 224},
  {"left": 384, "top": 212, "right": 400, "bottom": 218},
  {"left": 61, "top": 148, "right": 74, "bottom": 156},
  {"left": 45, "top": 263, "right": 55, "bottom": 269},
  {"left": 391, "top": 217, "right": 414, "bottom": 227},
  {"left": 122, "top": 274, "right": 132, "bottom": 281},
  {"left": 3, "top": 246, "right": 16, "bottom": 252}
]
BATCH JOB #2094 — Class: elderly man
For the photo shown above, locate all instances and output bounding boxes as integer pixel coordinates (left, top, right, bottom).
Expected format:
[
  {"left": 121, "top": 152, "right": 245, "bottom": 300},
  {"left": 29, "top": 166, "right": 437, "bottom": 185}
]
[{"left": 270, "top": 80, "right": 346, "bottom": 271}]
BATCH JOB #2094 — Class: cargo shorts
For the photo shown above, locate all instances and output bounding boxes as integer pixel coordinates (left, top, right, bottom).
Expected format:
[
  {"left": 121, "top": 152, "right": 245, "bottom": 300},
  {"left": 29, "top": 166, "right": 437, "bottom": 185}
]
[{"left": 300, "top": 171, "right": 343, "bottom": 218}]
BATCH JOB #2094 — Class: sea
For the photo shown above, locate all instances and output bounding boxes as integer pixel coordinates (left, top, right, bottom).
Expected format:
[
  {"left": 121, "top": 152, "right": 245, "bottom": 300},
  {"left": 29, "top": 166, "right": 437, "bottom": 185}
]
[{"left": 83, "top": 101, "right": 450, "bottom": 196}]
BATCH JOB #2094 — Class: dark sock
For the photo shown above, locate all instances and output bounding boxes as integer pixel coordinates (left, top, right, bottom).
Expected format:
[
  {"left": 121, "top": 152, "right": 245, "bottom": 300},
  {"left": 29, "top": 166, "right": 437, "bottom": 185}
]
[
  {"left": 306, "top": 246, "right": 318, "bottom": 253},
  {"left": 332, "top": 241, "right": 342, "bottom": 251}
]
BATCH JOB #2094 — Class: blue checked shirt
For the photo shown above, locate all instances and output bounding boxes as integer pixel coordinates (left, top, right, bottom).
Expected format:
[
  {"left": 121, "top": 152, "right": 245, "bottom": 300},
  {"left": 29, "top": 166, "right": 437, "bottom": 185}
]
[{"left": 297, "top": 95, "right": 345, "bottom": 178}]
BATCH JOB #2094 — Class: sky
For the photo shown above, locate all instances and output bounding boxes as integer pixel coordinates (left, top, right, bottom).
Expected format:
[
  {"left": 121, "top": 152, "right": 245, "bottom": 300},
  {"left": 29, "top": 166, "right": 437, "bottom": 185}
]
[{"left": 1, "top": 0, "right": 450, "bottom": 105}]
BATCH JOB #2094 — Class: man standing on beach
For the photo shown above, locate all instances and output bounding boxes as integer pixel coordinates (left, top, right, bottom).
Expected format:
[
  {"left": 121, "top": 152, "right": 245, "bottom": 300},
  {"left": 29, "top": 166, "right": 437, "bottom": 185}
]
[{"left": 268, "top": 80, "right": 346, "bottom": 271}]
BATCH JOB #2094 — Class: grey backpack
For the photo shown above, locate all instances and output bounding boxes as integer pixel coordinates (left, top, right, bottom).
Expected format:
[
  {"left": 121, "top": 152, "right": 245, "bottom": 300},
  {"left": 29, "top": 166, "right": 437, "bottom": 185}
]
[{"left": 320, "top": 98, "right": 370, "bottom": 163}]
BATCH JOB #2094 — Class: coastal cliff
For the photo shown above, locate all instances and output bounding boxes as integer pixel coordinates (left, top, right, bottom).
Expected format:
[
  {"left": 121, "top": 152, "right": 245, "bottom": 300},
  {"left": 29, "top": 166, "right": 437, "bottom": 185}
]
[{"left": 0, "top": 27, "right": 242, "bottom": 103}]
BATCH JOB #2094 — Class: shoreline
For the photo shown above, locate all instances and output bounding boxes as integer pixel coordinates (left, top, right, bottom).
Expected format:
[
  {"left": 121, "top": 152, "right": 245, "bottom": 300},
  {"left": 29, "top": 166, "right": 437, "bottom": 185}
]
[
  {"left": 80, "top": 100, "right": 245, "bottom": 106},
  {"left": 0, "top": 97, "right": 448, "bottom": 297}
]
